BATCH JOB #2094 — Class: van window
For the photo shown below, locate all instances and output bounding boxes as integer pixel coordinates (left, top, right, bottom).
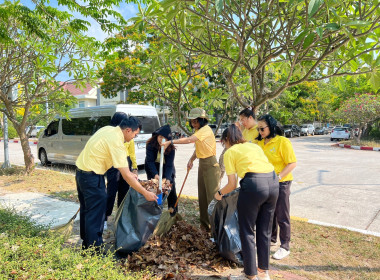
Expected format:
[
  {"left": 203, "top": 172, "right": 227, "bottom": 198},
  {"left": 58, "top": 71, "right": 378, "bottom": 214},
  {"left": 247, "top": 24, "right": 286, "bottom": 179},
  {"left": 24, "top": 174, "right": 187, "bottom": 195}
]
[
  {"left": 137, "top": 116, "right": 160, "bottom": 134},
  {"left": 46, "top": 120, "right": 59, "bottom": 136},
  {"left": 62, "top": 116, "right": 112, "bottom": 136}
]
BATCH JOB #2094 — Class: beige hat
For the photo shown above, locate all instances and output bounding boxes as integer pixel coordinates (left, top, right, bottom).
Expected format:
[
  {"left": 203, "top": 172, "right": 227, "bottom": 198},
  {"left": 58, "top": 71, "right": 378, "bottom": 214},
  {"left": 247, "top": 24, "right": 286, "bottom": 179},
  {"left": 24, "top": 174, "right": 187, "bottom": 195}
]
[{"left": 187, "top": 108, "right": 209, "bottom": 120}]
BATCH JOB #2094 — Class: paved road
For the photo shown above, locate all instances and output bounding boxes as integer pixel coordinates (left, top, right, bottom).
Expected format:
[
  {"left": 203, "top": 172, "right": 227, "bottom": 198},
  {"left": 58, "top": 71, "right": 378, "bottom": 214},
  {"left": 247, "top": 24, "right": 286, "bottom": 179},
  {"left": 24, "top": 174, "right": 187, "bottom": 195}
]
[{"left": 1, "top": 135, "right": 379, "bottom": 233}]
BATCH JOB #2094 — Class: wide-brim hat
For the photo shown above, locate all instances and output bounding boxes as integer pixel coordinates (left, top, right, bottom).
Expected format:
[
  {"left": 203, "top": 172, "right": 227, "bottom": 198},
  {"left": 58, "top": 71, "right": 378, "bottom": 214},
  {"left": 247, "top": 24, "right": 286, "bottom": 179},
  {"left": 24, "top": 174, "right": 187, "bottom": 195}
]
[
  {"left": 187, "top": 108, "right": 209, "bottom": 120},
  {"left": 152, "top": 124, "right": 172, "bottom": 140}
]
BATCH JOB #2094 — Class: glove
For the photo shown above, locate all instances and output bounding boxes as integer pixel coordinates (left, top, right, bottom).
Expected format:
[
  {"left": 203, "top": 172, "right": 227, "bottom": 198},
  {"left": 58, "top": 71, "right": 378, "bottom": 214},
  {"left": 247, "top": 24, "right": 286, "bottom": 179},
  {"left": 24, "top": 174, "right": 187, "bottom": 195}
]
[{"left": 169, "top": 206, "right": 178, "bottom": 217}]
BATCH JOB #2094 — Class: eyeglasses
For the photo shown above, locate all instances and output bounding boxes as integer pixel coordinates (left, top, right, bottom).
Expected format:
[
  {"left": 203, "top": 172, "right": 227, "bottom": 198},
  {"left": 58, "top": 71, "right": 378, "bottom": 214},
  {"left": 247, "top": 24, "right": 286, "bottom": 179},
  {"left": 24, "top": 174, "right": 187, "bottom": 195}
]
[{"left": 257, "top": 126, "right": 268, "bottom": 132}]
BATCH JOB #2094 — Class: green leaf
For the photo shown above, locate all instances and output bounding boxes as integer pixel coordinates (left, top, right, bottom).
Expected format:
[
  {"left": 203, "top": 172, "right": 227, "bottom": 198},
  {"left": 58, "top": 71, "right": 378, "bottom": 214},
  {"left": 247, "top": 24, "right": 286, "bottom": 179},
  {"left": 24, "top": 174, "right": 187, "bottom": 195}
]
[
  {"left": 344, "top": 20, "right": 371, "bottom": 27},
  {"left": 316, "top": 27, "right": 323, "bottom": 38},
  {"left": 166, "top": 8, "right": 179, "bottom": 22},
  {"left": 325, "top": 23, "right": 340, "bottom": 31},
  {"left": 179, "top": 11, "right": 186, "bottom": 30},
  {"left": 303, "top": 33, "right": 315, "bottom": 49},
  {"left": 294, "top": 30, "right": 309, "bottom": 46},
  {"left": 161, "top": 0, "right": 177, "bottom": 10},
  {"left": 308, "top": 0, "right": 322, "bottom": 18},
  {"left": 195, "top": 0, "right": 201, "bottom": 5},
  {"left": 368, "top": 72, "right": 380, "bottom": 90},
  {"left": 216, "top": 0, "right": 224, "bottom": 14}
]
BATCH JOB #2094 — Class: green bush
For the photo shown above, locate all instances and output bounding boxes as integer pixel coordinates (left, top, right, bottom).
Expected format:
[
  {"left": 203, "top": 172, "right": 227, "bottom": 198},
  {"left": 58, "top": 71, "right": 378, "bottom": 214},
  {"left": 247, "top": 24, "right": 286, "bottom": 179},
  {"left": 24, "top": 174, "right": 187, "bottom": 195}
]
[
  {"left": 369, "top": 128, "right": 380, "bottom": 139},
  {"left": 0, "top": 124, "right": 18, "bottom": 139},
  {"left": 0, "top": 207, "right": 149, "bottom": 279}
]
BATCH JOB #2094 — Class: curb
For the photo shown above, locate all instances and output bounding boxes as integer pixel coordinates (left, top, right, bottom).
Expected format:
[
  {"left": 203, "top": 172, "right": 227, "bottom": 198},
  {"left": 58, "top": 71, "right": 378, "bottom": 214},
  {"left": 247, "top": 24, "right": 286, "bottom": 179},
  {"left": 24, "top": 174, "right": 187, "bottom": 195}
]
[
  {"left": 332, "top": 143, "right": 380, "bottom": 151},
  {"left": 0, "top": 139, "right": 38, "bottom": 145},
  {"left": 290, "top": 216, "right": 380, "bottom": 237}
]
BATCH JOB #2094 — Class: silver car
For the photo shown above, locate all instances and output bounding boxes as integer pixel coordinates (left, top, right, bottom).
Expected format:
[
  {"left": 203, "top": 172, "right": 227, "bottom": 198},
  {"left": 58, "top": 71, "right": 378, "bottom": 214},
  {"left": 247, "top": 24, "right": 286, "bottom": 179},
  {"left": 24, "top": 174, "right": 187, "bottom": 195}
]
[{"left": 300, "top": 124, "right": 315, "bottom": 136}]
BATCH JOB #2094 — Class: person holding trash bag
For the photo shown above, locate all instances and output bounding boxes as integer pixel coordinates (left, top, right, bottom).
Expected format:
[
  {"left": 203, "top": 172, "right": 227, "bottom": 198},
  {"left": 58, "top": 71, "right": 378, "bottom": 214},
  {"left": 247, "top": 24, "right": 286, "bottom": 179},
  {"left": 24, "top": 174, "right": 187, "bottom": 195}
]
[
  {"left": 105, "top": 112, "right": 138, "bottom": 230},
  {"left": 145, "top": 124, "right": 178, "bottom": 216},
  {"left": 214, "top": 124, "right": 278, "bottom": 280},
  {"left": 161, "top": 108, "right": 220, "bottom": 230},
  {"left": 238, "top": 107, "right": 259, "bottom": 143},
  {"left": 76, "top": 115, "right": 157, "bottom": 251},
  {"left": 256, "top": 114, "right": 297, "bottom": 261}
]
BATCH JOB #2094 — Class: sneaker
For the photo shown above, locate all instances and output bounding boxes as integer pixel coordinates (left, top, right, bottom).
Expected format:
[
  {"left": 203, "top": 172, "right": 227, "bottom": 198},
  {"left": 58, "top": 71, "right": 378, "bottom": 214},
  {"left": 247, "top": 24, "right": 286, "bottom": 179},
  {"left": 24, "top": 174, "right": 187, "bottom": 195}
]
[
  {"left": 272, "top": 247, "right": 290, "bottom": 260},
  {"left": 270, "top": 241, "right": 277, "bottom": 246},
  {"left": 257, "top": 270, "right": 271, "bottom": 280},
  {"left": 103, "top": 221, "right": 108, "bottom": 231}
]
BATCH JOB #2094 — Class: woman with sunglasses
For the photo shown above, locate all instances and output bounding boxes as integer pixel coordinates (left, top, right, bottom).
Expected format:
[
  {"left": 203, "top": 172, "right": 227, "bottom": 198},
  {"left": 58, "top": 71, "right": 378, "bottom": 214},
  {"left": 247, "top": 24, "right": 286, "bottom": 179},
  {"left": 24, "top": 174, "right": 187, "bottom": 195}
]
[
  {"left": 256, "top": 114, "right": 297, "bottom": 260},
  {"left": 215, "top": 124, "right": 278, "bottom": 280},
  {"left": 238, "top": 107, "right": 259, "bottom": 143},
  {"left": 161, "top": 108, "right": 220, "bottom": 231}
]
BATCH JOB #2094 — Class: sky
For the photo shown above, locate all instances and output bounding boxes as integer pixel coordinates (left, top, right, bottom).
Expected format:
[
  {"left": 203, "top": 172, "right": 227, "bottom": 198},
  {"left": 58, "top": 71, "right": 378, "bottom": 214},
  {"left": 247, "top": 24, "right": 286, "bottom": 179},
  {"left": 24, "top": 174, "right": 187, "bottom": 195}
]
[{"left": 19, "top": 0, "right": 140, "bottom": 81}]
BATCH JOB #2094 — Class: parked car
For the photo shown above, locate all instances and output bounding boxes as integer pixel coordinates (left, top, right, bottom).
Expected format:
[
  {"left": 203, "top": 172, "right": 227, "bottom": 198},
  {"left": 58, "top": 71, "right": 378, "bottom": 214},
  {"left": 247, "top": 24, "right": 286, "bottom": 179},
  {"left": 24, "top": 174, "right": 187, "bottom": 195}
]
[
  {"left": 283, "top": 124, "right": 301, "bottom": 138},
  {"left": 300, "top": 124, "right": 315, "bottom": 136},
  {"left": 315, "top": 127, "right": 328, "bottom": 135},
  {"left": 26, "top": 125, "right": 45, "bottom": 137},
  {"left": 330, "top": 127, "right": 351, "bottom": 141}
]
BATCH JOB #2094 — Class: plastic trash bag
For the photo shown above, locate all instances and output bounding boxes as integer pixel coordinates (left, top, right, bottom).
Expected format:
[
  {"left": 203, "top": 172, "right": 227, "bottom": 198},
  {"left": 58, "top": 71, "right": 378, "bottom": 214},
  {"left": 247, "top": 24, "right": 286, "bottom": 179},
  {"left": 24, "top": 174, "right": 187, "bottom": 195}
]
[
  {"left": 208, "top": 188, "right": 243, "bottom": 265},
  {"left": 114, "top": 187, "right": 167, "bottom": 256}
]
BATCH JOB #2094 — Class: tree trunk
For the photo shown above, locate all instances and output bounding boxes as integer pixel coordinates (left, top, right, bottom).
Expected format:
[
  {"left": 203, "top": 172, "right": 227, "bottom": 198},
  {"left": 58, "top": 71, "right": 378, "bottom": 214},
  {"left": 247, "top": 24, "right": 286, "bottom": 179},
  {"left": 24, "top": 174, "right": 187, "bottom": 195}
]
[{"left": 19, "top": 131, "right": 35, "bottom": 174}]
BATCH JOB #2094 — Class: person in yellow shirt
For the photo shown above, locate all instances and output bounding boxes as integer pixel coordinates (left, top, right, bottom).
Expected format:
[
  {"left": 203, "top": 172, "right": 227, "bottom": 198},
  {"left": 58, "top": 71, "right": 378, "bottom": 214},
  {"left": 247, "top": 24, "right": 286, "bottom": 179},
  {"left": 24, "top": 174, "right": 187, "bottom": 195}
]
[
  {"left": 214, "top": 124, "right": 278, "bottom": 280},
  {"left": 238, "top": 107, "right": 259, "bottom": 143},
  {"left": 257, "top": 114, "right": 297, "bottom": 261},
  {"left": 116, "top": 139, "right": 139, "bottom": 207},
  {"left": 105, "top": 113, "right": 138, "bottom": 230},
  {"left": 162, "top": 108, "right": 220, "bottom": 230},
  {"left": 76, "top": 115, "right": 157, "bottom": 251}
]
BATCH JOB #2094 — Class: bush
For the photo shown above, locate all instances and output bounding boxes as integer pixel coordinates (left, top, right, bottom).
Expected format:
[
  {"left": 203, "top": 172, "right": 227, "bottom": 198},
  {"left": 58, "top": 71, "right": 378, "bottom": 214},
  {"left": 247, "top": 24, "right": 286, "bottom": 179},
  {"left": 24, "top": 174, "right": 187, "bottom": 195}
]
[
  {"left": 0, "top": 124, "right": 18, "bottom": 139},
  {"left": 369, "top": 128, "right": 380, "bottom": 139},
  {"left": 0, "top": 208, "right": 149, "bottom": 279}
]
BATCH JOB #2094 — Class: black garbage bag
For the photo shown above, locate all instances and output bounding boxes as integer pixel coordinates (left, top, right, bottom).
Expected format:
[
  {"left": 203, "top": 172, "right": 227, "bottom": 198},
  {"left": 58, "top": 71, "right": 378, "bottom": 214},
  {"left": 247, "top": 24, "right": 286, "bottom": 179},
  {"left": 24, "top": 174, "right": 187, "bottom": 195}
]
[
  {"left": 114, "top": 187, "right": 167, "bottom": 256},
  {"left": 208, "top": 188, "right": 243, "bottom": 265}
]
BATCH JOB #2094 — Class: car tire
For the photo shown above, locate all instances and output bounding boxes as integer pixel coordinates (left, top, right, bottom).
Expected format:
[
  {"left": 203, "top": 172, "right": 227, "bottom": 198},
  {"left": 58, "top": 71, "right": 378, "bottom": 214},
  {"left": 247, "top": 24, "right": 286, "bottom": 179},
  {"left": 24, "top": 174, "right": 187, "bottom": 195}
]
[
  {"left": 330, "top": 138, "right": 333, "bottom": 141},
  {"left": 39, "top": 149, "right": 50, "bottom": 166}
]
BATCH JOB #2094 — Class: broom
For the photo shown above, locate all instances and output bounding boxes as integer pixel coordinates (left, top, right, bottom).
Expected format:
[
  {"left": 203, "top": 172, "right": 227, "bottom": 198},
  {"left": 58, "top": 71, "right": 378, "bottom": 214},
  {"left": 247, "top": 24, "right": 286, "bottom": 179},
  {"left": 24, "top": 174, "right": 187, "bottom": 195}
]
[
  {"left": 153, "top": 167, "right": 190, "bottom": 236},
  {"left": 49, "top": 207, "right": 80, "bottom": 241}
]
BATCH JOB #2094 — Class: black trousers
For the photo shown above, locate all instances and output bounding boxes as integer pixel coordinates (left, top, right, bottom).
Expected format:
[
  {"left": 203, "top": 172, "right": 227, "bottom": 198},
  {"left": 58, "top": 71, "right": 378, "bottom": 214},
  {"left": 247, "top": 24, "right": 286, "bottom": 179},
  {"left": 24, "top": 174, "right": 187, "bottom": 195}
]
[
  {"left": 76, "top": 169, "right": 107, "bottom": 248},
  {"left": 105, "top": 157, "right": 132, "bottom": 216},
  {"left": 237, "top": 172, "right": 279, "bottom": 276},
  {"left": 271, "top": 181, "right": 292, "bottom": 250}
]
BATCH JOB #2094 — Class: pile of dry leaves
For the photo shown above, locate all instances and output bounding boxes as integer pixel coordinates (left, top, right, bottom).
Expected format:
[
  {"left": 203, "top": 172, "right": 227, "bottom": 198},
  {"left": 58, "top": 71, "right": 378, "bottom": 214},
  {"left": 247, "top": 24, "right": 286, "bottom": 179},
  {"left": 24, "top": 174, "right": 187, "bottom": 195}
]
[
  {"left": 140, "top": 179, "right": 172, "bottom": 196},
  {"left": 125, "top": 220, "right": 239, "bottom": 279}
]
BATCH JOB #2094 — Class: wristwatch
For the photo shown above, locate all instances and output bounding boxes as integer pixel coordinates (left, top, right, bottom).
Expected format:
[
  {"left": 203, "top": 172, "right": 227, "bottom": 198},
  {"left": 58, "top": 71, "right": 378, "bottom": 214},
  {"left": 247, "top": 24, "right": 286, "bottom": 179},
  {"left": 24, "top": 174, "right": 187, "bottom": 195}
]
[
  {"left": 217, "top": 190, "right": 224, "bottom": 197},
  {"left": 278, "top": 174, "right": 282, "bottom": 180},
  {"left": 171, "top": 139, "right": 174, "bottom": 145}
]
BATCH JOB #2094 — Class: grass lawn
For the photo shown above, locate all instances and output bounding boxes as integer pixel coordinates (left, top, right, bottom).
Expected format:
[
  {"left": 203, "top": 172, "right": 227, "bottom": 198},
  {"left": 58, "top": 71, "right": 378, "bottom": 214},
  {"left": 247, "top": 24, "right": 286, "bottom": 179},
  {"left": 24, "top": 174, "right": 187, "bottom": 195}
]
[{"left": 1, "top": 166, "right": 379, "bottom": 279}]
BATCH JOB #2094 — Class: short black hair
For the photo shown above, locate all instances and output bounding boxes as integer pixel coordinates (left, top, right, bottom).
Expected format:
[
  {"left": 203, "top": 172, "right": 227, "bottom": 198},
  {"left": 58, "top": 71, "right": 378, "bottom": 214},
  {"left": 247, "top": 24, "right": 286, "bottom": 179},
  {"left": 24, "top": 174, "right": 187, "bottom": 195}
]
[
  {"left": 119, "top": 116, "right": 142, "bottom": 132},
  {"left": 189, "top": 117, "right": 208, "bottom": 129},
  {"left": 239, "top": 107, "right": 255, "bottom": 119},
  {"left": 110, "top": 112, "right": 128, "bottom": 127},
  {"left": 256, "top": 114, "right": 283, "bottom": 141}
]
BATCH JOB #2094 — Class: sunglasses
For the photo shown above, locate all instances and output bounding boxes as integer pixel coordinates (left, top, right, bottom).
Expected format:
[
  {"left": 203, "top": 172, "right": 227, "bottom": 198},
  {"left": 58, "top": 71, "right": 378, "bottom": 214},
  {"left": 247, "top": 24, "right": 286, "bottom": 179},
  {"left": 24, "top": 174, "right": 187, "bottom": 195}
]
[{"left": 257, "top": 126, "right": 268, "bottom": 132}]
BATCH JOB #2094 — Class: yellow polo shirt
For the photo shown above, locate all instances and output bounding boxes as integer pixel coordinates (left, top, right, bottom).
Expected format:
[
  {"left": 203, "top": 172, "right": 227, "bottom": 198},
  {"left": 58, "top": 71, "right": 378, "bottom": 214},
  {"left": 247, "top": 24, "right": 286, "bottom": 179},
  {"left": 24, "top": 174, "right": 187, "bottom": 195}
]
[
  {"left": 224, "top": 142, "right": 274, "bottom": 178},
  {"left": 242, "top": 125, "right": 259, "bottom": 143},
  {"left": 257, "top": 135, "right": 297, "bottom": 182},
  {"left": 193, "top": 125, "right": 216, "bottom": 158},
  {"left": 76, "top": 126, "right": 128, "bottom": 175},
  {"left": 124, "top": 139, "right": 137, "bottom": 169}
]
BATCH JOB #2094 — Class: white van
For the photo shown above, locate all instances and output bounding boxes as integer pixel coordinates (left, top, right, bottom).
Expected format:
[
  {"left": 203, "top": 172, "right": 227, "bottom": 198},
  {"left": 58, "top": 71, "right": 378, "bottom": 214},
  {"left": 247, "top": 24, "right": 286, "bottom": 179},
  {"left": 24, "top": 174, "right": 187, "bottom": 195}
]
[{"left": 37, "top": 104, "right": 160, "bottom": 166}]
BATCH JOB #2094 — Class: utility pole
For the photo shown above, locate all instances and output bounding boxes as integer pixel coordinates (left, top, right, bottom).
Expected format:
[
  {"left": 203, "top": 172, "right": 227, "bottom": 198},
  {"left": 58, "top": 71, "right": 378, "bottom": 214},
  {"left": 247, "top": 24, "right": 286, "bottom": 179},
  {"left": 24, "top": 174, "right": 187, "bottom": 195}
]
[{"left": 2, "top": 113, "right": 11, "bottom": 168}]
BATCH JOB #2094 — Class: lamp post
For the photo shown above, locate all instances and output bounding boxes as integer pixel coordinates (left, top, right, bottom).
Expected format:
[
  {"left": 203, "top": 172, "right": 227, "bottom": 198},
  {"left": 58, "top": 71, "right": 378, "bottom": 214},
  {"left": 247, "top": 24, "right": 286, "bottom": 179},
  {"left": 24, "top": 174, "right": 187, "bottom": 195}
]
[{"left": 1, "top": 113, "right": 11, "bottom": 168}]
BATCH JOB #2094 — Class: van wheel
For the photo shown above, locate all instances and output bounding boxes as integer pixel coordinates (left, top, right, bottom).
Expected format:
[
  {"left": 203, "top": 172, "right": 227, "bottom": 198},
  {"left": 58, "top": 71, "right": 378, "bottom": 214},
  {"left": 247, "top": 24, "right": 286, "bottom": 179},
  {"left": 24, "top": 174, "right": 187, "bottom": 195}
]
[{"left": 40, "top": 149, "right": 50, "bottom": 166}]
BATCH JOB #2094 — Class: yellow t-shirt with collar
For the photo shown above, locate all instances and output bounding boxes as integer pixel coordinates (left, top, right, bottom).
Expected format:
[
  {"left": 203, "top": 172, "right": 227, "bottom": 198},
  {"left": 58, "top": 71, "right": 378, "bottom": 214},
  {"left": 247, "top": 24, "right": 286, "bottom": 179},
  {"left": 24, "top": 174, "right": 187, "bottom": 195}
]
[
  {"left": 76, "top": 126, "right": 128, "bottom": 175},
  {"left": 193, "top": 125, "right": 216, "bottom": 158},
  {"left": 224, "top": 142, "right": 274, "bottom": 178},
  {"left": 257, "top": 135, "right": 297, "bottom": 182},
  {"left": 124, "top": 139, "right": 137, "bottom": 169},
  {"left": 242, "top": 125, "right": 259, "bottom": 143}
]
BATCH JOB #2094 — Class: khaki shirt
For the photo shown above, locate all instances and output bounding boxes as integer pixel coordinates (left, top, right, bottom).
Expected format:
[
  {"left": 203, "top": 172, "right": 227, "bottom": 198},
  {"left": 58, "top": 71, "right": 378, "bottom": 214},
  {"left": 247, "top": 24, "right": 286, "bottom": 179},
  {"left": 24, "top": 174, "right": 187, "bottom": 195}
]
[{"left": 76, "top": 126, "right": 128, "bottom": 174}]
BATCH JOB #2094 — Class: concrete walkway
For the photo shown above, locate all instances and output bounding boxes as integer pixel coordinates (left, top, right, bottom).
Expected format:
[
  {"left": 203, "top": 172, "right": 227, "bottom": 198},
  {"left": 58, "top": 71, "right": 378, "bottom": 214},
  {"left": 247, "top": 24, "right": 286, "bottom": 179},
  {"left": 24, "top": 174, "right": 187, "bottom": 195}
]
[{"left": 0, "top": 192, "right": 79, "bottom": 227}]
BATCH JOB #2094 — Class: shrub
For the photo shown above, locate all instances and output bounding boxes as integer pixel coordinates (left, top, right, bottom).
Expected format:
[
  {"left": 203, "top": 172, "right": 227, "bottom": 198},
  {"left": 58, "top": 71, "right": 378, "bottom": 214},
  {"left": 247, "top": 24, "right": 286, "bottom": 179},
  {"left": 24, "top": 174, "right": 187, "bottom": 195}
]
[
  {"left": 0, "top": 208, "right": 150, "bottom": 279},
  {"left": 369, "top": 128, "right": 380, "bottom": 139},
  {"left": 0, "top": 124, "right": 18, "bottom": 139}
]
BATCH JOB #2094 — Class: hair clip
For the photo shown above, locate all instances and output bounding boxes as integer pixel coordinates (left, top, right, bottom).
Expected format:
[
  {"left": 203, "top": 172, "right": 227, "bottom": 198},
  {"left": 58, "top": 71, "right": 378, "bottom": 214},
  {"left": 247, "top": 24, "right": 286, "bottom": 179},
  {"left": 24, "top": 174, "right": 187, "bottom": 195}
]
[{"left": 246, "top": 106, "right": 252, "bottom": 111}]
